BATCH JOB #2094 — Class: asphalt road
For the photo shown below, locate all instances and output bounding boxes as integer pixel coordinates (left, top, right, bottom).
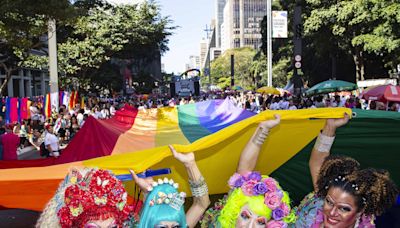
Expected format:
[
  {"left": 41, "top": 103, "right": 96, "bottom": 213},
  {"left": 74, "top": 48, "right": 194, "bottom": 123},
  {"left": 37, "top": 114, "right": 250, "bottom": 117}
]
[{"left": 0, "top": 209, "right": 39, "bottom": 228}]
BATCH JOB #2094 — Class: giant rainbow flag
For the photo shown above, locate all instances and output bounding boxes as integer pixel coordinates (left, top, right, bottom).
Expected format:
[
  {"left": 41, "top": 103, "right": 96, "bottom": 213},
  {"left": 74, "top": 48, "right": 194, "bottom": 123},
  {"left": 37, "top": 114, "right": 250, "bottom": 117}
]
[{"left": 0, "top": 99, "right": 399, "bottom": 212}]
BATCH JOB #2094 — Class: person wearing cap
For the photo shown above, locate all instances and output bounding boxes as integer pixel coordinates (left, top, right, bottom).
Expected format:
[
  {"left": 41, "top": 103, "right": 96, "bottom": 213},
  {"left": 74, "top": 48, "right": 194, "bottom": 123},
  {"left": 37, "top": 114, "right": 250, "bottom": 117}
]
[
  {"left": 44, "top": 124, "right": 60, "bottom": 157},
  {"left": 0, "top": 124, "right": 20, "bottom": 160}
]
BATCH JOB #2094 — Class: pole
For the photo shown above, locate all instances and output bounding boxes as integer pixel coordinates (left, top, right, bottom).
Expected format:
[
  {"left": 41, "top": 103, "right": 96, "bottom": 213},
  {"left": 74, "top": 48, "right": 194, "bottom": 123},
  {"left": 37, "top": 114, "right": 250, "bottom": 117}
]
[
  {"left": 208, "top": 54, "right": 211, "bottom": 86},
  {"left": 231, "top": 54, "right": 234, "bottom": 86},
  {"left": 267, "top": 0, "right": 272, "bottom": 87},
  {"left": 48, "top": 19, "right": 59, "bottom": 111}
]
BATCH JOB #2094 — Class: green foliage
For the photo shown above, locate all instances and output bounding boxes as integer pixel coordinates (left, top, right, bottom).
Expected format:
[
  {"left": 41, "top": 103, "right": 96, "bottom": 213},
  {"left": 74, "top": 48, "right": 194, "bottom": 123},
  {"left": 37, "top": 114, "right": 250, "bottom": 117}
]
[
  {"left": 0, "top": 0, "right": 76, "bottom": 94},
  {"left": 210, "top": 48, "right": 256, "bottom": 90},
  {"left": 304, "top": 0, "right": 400, "bottom": 81},
  {"left": 1, "top": 1, "right": 174, "bottom": 94}
]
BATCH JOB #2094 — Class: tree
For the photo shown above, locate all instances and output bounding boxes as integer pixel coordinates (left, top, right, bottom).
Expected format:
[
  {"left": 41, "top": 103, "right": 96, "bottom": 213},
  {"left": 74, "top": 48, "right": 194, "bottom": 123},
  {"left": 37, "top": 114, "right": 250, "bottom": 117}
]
[
  {"left": 304, "top": 0, "right": 400, "bottom": 81},
  {"left": 0, "top": 0, "right": 76, "bottom": 95},
  {"left": 210, "top": 48, "right": 256, "bottom": 90},
  {"left": 23, "top": 2, "right": 174, "bottom": 93}
]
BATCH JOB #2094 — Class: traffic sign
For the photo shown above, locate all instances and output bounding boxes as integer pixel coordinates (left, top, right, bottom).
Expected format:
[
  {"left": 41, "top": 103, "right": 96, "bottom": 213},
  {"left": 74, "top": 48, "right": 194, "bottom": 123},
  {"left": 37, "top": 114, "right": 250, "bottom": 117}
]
[
  {"left": 295, "top": 55, "right": 302, "bottom": 62},
  {"left": 295, "top": 62, "right": 302, "bottom": 68}
]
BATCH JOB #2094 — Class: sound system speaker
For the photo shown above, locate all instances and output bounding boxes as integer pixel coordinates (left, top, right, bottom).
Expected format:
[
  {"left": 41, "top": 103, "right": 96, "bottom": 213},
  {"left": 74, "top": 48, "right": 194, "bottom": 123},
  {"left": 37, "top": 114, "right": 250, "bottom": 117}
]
[
  {"left": 170, "top": 83, "right": 176, "bottom": 97},
  {"left": 194, "top": 81, "right": 200, "bottom": 96}
]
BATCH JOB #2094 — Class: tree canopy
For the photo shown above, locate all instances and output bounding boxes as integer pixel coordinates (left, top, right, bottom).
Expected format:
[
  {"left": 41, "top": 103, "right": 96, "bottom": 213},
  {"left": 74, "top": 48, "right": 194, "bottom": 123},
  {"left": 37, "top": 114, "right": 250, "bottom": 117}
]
[{"left": 0, "top": 0, "right": 174, "bottom": 95}]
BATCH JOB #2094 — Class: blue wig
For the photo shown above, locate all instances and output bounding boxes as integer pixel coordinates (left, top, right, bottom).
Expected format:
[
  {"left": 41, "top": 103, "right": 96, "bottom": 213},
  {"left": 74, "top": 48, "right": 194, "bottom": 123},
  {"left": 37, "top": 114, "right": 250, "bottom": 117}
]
[{"left": 138, "top": 181, "right": 187, "bottom": 228}]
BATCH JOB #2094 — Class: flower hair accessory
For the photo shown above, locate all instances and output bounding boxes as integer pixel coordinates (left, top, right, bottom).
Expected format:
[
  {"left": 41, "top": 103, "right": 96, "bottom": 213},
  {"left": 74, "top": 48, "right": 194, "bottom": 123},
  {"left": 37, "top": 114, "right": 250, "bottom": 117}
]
[
  {"left": 56, "top": 168, "right": 133, "bottom": 228},
  {"left": 228, "top": 172, "right": 296, "bottom": 224},
  {"left": 147, "top": 178, "right": 186, "bottom": 211}
]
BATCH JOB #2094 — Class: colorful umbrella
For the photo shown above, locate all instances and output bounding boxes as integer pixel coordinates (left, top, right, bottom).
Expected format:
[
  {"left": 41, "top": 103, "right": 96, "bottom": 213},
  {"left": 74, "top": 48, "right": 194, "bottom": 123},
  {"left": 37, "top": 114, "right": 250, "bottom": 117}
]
[
  {"left": 256, "top": 86, "right": 280, "bottom": 95},
  {"left": 362, "top": 84, "right": 400, "bottom": 102},
  {"left": 305, "top": 80, "right": 357, "bottom": 96},
  {"left": 232, "top": 85, "right": 243, "bottom": 90}
]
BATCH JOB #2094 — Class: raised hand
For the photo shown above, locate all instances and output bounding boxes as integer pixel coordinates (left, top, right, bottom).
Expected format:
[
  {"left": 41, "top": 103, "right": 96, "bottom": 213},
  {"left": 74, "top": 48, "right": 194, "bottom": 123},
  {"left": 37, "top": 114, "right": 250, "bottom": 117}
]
[
  {"left": 129, "top": 170, "right": 154, "bottom": 193},
  {"left": 169, "top": 145, "right": 195, "bottom": 167},
  {"left": 322, "top": 113, "right": 350, "bottom": 137},
  {"left": 259, "top": 114, "right": 281, "bottom": 129},
  {"left": 325, "top": 113, "right": 350, "bottom": 129}
]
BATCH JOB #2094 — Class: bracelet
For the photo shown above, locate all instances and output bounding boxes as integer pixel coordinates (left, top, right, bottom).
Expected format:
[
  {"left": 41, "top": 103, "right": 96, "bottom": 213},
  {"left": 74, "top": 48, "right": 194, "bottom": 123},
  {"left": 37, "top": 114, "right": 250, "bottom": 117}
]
[
  {"left": 189, "top": 176, "right": 206, "bottom": 188},
  {"left": 252, "top": 126, "right": 270, "bottom": 146},
  {"left": 189, "top": 176, "right": 208, "bottom": 197},
  {"left": 313, "top": 133, "right": 335, "bottom": 153},
  {"left": 190, "top": 183, "right": 208, "bottom": 198}
]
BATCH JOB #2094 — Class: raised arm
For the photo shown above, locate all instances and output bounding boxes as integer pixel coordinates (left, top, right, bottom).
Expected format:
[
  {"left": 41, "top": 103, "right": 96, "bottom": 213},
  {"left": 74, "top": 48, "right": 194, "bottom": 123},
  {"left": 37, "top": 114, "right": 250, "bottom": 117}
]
[
  {"left": 237, "top": 115, "right": 281, "bottom": 174},
  {"left": 309, "top": 113, "right": 349, "bottom": 191},
  {"left": 169, "top": 145, "right": 210, "bottom": 228}
]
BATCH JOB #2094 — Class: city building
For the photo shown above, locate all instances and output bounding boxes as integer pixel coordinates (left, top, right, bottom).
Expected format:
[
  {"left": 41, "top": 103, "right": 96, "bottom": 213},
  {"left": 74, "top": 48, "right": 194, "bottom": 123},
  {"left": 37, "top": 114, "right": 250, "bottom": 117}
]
[
  {"left": 215, "top": 0, "right": 227, "bottom": 48},
  {"left": 199, "top": 38, "right": 209, "bottom": 69},
  {"left": 221, "top": 0, "right": 267, "bottom": 52},
  {"left": 187, "top": 55, "right": 201, "bottom": 70},
  {"left": 0, "top": 68, "right": 50, "bottom": 97}
]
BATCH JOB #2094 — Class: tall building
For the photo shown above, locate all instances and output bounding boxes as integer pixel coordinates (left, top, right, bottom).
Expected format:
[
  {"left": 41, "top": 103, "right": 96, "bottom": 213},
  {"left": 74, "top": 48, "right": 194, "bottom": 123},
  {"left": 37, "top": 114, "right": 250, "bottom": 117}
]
[
  {"left": 215, "top": 0, "right": 226, "bottom": 48},
  {"left": 188, "top": 55, "right": 201, "bottom": 70},
  {"left": 221, "top": 0, "right": 267, "bottom": 52},
  {"left": 199, "top": 38, "right": 208, "bottom": 69}
]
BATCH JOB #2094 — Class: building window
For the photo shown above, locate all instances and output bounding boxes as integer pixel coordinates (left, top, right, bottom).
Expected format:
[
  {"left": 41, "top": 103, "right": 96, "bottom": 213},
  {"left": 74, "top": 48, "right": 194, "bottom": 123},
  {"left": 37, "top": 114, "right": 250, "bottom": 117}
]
[{"left": 234, "top": 38, "right": 240, "bottom": 48}]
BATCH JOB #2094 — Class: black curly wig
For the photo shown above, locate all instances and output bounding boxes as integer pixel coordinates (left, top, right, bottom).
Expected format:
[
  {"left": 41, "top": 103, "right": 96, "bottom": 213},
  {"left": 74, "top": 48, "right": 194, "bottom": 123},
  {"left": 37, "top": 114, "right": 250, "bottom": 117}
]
[
  {"left": 316, "top": 155, "right": 360, "bottom": 194},
  {"left": 316, "top": 155, "right": 398, "bottom": 216}
]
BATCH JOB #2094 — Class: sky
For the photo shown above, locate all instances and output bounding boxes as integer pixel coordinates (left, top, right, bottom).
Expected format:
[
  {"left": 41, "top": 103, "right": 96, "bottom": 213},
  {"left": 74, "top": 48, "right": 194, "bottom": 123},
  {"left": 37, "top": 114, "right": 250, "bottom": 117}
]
[{"left": 107, "top": 0, "right": 215, "bottom": 74}]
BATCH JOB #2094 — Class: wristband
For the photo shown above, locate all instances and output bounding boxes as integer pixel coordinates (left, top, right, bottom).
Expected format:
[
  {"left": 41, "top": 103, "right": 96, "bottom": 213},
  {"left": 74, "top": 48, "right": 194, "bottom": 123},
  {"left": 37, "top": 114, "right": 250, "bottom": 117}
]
[
  {"left": 252, "top": 126, "right": 270, "bottom": 146},
  {"left": 314, "top": 133, "right": 335, "bottom": 153}
]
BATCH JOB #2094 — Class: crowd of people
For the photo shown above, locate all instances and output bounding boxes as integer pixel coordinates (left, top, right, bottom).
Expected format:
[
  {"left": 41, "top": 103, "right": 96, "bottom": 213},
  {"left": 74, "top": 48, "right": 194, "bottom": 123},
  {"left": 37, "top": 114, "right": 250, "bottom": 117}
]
[
  {"left": 226, "top": 92, "right": 400, "bottom": 113},
  {"left": 0, "top": 97, "right": 119, "bottom": 160},
  {"left": 0, "top": 90, "right": 398, "bottom": 227},
  {"left": 0, "top": 89, "right": 399, "bottom": 161},
  {"left": 33, "top": 113, "right": 398, "bottom": 227}
]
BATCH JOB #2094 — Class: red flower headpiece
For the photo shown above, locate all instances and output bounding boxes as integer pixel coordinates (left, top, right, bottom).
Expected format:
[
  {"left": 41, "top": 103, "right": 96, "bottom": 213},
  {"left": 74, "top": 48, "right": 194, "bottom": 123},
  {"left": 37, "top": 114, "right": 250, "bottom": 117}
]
[{"left": 57, "top": 169, "right": 133, "bottom": 228}]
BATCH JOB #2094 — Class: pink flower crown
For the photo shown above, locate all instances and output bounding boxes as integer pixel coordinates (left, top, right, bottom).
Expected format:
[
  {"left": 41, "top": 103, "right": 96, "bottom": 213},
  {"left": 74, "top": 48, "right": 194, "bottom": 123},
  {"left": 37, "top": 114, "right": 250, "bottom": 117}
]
[{"left": 228, "top": 172, "right": 296, "bottom": 225}]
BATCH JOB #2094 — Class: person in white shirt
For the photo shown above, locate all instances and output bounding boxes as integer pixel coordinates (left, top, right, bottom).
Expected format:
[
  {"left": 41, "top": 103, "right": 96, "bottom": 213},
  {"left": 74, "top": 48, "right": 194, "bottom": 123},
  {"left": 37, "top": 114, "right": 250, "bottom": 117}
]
[
  {"left": 77, "top": 110, "right": 84, "bottom": 126},
  {"left": 269, "top": 97, "right": 280, "bottom": 110},
  {"left": 279, "top": 99, "right": 289, "bottom": 110},
  {"left": 250, "top": 98, "right": 258, "bottom": 113},
  {"left": 288, "top": 99, "right": 298, "bottom": 110},
  {"left": 44, "top": 125, "right": 60, "bottom": 157},
  {"left": 53, "top": 113, "right": 64, "bottom": 135},
  {"left": 110, "top": 104, "right": 116, "bottom": 116}
]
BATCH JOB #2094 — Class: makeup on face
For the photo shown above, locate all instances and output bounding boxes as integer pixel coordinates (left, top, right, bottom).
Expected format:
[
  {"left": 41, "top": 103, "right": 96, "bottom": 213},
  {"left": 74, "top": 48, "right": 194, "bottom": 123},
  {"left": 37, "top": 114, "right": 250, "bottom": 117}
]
[
  {"left": 323, "top": 187, "right": 360, "bottom": 227},
  {"left": 154, "top": 221, "right": 181, "bottom": 228},
  {"left": 84, "top": 221, "right": 117, "bottom": 228},
  {"left": 236, "top": 204, "right": 268, "bottom": 228}
]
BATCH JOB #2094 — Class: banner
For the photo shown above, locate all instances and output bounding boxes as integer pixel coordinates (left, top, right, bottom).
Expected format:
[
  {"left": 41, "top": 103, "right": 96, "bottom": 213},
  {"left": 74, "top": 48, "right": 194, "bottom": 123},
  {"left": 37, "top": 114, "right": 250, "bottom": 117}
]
[{"left": 272, "top": 11, "right": 288, "bottom": 38}]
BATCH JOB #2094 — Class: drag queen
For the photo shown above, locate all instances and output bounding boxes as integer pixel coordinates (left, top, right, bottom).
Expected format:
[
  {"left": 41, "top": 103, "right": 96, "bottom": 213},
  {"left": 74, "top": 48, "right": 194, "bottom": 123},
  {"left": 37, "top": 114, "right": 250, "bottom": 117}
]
[
  {"left": 294, "top": 114, "right": 398, "bottom": 227},
  {"left": 202, "top": 113, "right": 397, "bottom": 228},
  {"left": 131, "top": 145, "right": 210, "bottom": 228},
  {"left": 36, "top": 145, "right": 210, "bottom": 228},
  {"left": 201, "top": 115, "right": 297, "bottom": 227},
  {"left": 36, "top": 168, "right": 133, "bottom": 227}
]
